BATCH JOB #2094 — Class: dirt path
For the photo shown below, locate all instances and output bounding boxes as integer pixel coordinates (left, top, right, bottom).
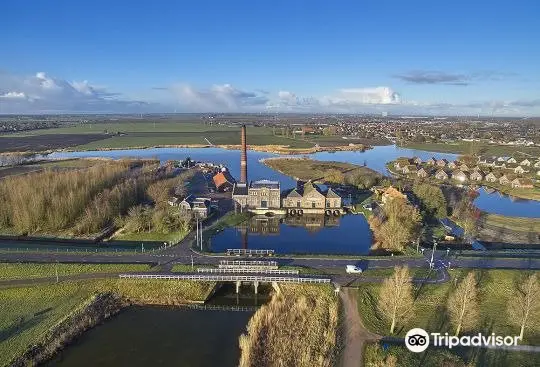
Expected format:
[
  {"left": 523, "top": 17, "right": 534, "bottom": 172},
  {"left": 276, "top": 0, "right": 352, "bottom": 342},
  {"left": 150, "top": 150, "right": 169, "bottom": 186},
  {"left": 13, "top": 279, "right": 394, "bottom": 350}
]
[{"left": 339, "top": 288, "right": 381, "bottom": 367}]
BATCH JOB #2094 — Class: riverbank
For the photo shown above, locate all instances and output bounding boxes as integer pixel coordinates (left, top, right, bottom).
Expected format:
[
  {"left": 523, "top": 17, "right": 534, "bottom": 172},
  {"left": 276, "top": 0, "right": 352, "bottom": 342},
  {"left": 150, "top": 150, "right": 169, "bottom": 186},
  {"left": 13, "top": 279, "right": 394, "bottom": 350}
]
[{"left": 402, "top": 141, "right": 540, "bottom": 157}]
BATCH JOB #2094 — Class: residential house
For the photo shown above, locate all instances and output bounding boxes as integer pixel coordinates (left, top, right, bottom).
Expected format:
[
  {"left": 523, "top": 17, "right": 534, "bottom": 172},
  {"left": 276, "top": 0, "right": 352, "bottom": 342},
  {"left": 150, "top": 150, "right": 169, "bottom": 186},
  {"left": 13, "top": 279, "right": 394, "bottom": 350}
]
[
  {"left": 514, "top": 165, "right": 530, "bottom": 174},
  {"left": 481, "top": 159, "right": 497, "bottom": 167},
  {"left": 507, "top": 157, "right": 517, "bottom": 164},
  {"left": 447, "top": 161, "right": 458, "bottom": 169},
  {"left": 499, "top": 174, "right": 512, "bottom": 185},
  {"left": 511, "top": 177, "right": 534, "bottom": 189},
  {"left": 417, "top": 167, "right": 429, "bottom": 178},
  {"left": 497, "top": 157, "right": 509, "bottom": 162},
  {"left": 212, "top": 170, "right": 235, "bottom": 192},
  {"left": 485, "top": 172, "right": 500, "bottom": 183},
  {"left": 469, "top": 171, "right": 483, "bottom": 181},
  {"left": 436, "top": 158, "right": 449, "bottom": 167},
  {"left": 413, "top": 157, "right": 422, "bottom": 164},
  {"left": 394, "top": 158, "right": 412, "bottom": 169},
  {"left": 402, "top": 164, "right": 418, "bottom": 174},
  {"left": 520, "top": 159, "right": 532, "bottom": 167},
  {"left": 459, "top": 164, "right": 470, "bottom": 171},
  {"left": 534, "top": 161, "right": 540, "bottom": 168},
  {"left": 426, "top": 157, "right": 437, "bottom": 165},
  {"left": 178, "top": 195, "right": 211, "bottom": 218},
  {"left": 435, "top": 169, "right": 449, "bottom": 180},
  {"left": 452, "top": 170, "right": 468, "bottom": 182}
]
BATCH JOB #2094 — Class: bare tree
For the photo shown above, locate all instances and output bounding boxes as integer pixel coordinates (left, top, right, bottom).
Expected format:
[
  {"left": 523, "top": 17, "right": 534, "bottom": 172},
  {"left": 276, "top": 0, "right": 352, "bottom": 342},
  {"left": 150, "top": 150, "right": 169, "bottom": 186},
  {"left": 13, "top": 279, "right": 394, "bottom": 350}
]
[
  {"left": 507, "top": 273, "right": 539, "bottom": 340},
  {"left": 447, "top": 272, "right": 480, "bottom": 336},
  {"left": 377, "top": 266, "right": 414, "bottom": 334}
]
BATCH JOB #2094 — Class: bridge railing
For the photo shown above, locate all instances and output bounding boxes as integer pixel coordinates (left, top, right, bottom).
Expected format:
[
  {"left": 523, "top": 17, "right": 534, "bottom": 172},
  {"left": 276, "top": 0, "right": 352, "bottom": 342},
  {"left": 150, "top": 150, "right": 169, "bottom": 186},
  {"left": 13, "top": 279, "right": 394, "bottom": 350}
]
[
  {"left": 119, "top": 273, "right": 331, "bottom": 284},
  {"left": 197, "top": 268, "right": 299, "bottom": 275},
  {"left": 219, "top": 260, "right": 278, "bottom": 267},
  {"left": 226, "top": 249, "right": 275, "bottom": 257}
]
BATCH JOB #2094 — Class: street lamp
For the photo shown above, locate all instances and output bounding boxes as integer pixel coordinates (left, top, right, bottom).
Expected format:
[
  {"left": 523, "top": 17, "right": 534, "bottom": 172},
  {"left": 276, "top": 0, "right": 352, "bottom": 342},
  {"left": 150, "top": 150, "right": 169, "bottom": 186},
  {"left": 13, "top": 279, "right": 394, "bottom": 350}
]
[{"left": 429, "top": 240, "right": 437, "bottom": 269}]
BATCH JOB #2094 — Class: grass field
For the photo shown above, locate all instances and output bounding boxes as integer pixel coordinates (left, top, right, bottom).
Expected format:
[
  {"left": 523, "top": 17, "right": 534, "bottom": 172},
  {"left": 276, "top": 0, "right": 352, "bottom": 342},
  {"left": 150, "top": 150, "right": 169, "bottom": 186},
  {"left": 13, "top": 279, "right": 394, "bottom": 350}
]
[
  {"left": 263, "top": 157, "right": 381, "bottom": 182},
  {"left": 0, "top": 263, "right": 152, "bottom": 280},
  {"left": 1, "top": 122, "right": 316, "bottom": 151},
  {"left": 481, "top": 213, "right": 540, "bottom": 233},
  {"left": 302, "top": 135, "right": 391, "bottom": 147},
  {"left": 482, "top": 181, "right": 540, "bottom": 201},
  {"left": 403, "top": 141, "right": 540, "bottom": 157},
  {"left": 357, "top": 269, "right": 540, "bottom": 345},
  {"left": 0, "top": 278, "right": 215, "bottom": 365}
]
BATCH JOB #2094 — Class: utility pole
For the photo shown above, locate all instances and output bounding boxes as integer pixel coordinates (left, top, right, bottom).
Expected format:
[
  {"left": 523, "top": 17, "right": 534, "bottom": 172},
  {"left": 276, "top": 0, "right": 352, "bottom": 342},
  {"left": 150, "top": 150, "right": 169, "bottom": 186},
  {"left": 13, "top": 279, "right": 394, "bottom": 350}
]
[
  {"left": 196, "top": 218, "right": 199, "bottom": 249},
  {"left": 430, "top": 240, "right": 437, "bottom": 269},
  {"left": 55, "top": 261, "right": 59, "bottom": 283},
  {"left": 191, "top": 255, "right": 194, "bottom": 270},
  {"left": 199, "top": 220, "right": 203, "bottom": 251}
]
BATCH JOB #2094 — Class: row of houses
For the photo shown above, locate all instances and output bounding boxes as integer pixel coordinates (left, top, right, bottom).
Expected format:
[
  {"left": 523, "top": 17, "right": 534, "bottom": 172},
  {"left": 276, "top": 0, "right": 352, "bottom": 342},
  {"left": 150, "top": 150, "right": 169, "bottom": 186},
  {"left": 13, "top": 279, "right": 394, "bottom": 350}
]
[{"left": 394, "top": 158, "right": 535, "bottom": 189}]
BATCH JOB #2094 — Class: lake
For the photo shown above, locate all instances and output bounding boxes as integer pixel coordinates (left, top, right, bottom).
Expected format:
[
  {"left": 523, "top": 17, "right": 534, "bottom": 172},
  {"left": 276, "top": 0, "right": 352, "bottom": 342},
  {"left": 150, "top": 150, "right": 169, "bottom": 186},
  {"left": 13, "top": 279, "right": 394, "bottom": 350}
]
[{"left": 48, "top": 145, "right": 540, "bottom": 218}]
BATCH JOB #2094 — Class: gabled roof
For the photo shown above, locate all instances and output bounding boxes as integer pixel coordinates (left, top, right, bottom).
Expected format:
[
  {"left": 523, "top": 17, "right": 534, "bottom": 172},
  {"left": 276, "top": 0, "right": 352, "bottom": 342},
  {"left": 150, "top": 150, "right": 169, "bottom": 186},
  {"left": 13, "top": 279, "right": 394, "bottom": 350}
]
[
  {"left": 232, "top": 183, "right": 248, "bottom": 196},
  {"left": 213, "top": 171, "right": 235, "bottom": 189},
  {"left": 325, "top": 187, "right": 341, "bottom": 198},
  {"left": 284, "top": 188, "right": 302, "bottom": 198}
]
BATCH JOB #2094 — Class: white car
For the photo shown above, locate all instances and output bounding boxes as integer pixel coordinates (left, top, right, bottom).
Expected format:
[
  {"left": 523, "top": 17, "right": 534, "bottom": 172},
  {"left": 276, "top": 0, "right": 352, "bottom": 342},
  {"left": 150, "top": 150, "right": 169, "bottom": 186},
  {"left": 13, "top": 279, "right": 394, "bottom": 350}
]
[{"left": 346, "top": 265, "right": 363, "bottom": 274}]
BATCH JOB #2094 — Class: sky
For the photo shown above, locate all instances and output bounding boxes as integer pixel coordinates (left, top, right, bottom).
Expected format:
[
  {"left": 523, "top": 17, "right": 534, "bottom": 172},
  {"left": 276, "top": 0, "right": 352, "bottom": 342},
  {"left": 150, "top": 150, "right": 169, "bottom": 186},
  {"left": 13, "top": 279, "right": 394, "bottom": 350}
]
[{"left": 1, "top": 0, "right": 539, "bottom": 116}]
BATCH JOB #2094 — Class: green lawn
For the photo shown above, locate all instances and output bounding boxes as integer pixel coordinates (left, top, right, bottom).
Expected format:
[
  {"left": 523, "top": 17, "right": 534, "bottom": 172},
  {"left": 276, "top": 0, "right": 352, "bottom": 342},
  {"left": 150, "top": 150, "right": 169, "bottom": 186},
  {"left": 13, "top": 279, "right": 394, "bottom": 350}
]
[
  {"left": 356, "top": 269, "right": 540, "bottom": 345},
  {"left": 0, "top": 263, "right": 152, "bottom": 280}
]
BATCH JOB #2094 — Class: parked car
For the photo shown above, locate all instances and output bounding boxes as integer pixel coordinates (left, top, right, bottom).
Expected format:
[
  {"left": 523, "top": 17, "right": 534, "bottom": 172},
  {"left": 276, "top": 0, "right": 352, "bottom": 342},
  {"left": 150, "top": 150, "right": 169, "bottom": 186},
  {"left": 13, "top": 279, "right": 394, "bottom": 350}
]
[{"left": 346, "top": 265, "right": 363, "bottom": 274}]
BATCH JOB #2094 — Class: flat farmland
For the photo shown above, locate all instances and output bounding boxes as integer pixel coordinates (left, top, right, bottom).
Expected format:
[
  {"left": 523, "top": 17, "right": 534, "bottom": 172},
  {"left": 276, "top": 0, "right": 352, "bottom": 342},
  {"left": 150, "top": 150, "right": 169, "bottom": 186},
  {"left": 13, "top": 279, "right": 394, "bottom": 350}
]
[
  {"left": 0, "top": 134, "right": 110, "bottom": 152},
  {"left": 1, "top": 122, "right": 315, "bottom": 151}
]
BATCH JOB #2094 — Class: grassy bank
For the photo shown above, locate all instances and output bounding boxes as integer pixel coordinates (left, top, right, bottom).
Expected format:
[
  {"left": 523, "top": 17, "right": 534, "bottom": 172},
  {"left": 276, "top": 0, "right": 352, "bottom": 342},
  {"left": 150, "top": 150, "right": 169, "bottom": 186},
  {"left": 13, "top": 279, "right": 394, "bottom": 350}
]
[
  {"left": 112, "top": 229, "right": 188, "bottom": 242},
  {"left": 0, "top": 263, "right": 152, "bottom": 280},
  {"left": 357, "top": 269, "right": 540, "bottom": 345},
  {"left": 481, "top": 213, "right": 540, "bottom": 233},
  {"left": 0, "top": 278, "right": 215, "bottom": 366},
  {"left": 263, "top": 157, "right": 381, "bottom": 183},
  {"left": 239, "top": 284, "right": 339, "bottom": 367}
]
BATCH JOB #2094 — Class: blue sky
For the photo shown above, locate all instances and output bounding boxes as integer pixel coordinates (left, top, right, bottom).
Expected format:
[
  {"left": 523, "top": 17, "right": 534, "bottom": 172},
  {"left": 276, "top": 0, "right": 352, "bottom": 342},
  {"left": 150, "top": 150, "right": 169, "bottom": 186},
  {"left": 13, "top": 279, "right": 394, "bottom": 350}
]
[{"left": 1, "top": 0, "right": 539, "bottom": 115}]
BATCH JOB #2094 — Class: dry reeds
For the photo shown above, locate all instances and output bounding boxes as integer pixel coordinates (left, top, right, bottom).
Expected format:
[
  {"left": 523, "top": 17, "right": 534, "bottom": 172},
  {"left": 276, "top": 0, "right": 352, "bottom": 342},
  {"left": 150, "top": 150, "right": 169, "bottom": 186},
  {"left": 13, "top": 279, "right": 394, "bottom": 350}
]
[{"left": 239, "top": 285, "right": 339, "bottom": 367}]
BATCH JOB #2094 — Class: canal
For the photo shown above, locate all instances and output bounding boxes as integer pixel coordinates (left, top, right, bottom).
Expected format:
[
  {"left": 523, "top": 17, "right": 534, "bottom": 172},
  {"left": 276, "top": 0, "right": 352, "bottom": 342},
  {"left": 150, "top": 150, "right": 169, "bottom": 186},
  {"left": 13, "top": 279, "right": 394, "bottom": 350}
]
[{"left": 45, "top": 284, "right": 271, "bottom": 367}]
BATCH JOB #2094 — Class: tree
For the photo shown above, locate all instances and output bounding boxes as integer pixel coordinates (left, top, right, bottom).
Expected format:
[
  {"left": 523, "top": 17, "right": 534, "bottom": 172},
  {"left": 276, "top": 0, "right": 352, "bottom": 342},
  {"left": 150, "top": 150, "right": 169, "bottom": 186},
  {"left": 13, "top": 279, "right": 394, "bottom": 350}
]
[
  {"left": 378, "top": 266, "right": 414, "bottom": 334},
  {"left": 507, "top": 273, "right": 539, "bottom": 340},
  {"left": 413, "top": 183, "right": 448, "bottom": 218},
  {"left": 324, "top": 169, "right": 345, "bottom": 184},
  {"left": 447, "top": 272, "right": 480, "bottom": 336},
  {"left": 371, "top": 198, "right": 421, "bottom": 251},
  {"left": 453, "top": 195, "right": 481, "bottom": 238}
]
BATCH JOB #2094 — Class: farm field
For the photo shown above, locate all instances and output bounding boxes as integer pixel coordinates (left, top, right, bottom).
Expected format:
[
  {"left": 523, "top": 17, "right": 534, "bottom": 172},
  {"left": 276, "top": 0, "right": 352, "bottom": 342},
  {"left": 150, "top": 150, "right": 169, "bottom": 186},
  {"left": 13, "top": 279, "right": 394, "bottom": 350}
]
[
  {"left": 0, "top": 263, "right": 152, "bottom": 280},
  {"left": 0, "top": 122, "right": 315, "bottom": 151}
]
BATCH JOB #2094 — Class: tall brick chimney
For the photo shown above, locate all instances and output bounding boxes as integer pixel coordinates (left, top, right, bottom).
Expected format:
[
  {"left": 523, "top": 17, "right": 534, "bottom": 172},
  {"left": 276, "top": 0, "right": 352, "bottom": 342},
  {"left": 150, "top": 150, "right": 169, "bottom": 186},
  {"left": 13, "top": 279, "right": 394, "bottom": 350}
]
[{"left": 240, "top": 125, "right": 247, "bottom": 183}]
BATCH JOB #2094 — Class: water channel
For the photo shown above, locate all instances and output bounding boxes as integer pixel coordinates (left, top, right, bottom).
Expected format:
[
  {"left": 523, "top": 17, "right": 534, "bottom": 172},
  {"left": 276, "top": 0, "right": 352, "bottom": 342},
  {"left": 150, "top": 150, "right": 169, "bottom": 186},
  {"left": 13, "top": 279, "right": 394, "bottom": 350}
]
[{"left": 49, "top": 145, "right": 540, "bottom": 218}]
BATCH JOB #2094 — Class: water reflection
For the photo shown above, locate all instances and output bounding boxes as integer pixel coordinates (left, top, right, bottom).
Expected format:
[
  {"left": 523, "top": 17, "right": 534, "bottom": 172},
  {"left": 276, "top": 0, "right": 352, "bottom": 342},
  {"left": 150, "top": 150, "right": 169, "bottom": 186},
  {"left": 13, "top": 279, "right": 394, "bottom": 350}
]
[{"left": 209, "top": 214, "right": 371, "bottom": 255}]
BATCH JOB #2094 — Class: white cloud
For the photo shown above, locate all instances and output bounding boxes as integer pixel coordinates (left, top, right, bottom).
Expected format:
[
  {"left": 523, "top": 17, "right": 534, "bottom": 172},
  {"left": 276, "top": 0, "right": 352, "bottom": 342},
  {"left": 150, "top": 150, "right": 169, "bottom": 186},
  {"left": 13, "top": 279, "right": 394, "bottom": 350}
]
[
  {"left": 169, "top": 83, "right": 269, "bottom": 111},
  {"left": 0, "top": 71, "right": 148, "bottom": 113},
  {"left": 0, "top": 92, "right": 27, "bottom": 99}
]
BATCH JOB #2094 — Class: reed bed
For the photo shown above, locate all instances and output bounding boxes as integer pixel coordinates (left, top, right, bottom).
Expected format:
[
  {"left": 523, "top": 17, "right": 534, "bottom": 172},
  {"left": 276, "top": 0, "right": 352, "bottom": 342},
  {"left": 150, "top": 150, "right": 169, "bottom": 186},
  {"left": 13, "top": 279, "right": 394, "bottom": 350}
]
[{"left": 239, "top": 284, "right": 339, "bottom": 367}]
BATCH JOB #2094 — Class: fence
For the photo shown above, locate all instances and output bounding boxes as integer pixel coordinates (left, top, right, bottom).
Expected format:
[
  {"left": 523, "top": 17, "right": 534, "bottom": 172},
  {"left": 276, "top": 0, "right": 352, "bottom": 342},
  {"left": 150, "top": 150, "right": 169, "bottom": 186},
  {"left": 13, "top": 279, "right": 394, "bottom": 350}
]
[
  {"left": 119, "top": 273, "right": 331, "bottom": 283},
  {"left": 197, "top": 268, "right": 299, "bottom": 275},
  {"left": 226, "top": 249, "right": 275, "bottom": 257}
]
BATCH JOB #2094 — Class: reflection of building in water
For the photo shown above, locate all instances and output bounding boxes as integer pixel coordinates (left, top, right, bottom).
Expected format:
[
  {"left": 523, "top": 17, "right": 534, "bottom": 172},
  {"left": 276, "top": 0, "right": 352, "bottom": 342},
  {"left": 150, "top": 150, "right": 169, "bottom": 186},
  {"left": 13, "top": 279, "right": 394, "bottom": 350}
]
[
  {"left": 284, "top": 214, "right": 340, "bottom": 232},
  {"left": 236, "top": 215, "right": 281, "bottom": 235}
]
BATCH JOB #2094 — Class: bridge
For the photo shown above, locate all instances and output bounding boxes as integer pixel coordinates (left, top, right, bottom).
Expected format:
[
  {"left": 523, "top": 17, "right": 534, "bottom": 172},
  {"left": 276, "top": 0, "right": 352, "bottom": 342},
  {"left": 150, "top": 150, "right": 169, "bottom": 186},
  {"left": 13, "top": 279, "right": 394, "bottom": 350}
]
[{"left": 119, "top": 272, "right": 331, "bottom": 294}]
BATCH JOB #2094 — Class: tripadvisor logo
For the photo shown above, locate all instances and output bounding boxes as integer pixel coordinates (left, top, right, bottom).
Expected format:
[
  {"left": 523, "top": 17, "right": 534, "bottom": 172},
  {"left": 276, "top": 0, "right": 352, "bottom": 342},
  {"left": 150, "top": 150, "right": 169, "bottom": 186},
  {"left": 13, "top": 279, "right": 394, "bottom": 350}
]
[
  {"left": 405, "top": 328, "right": 430, "bottom": 352},
  {"left": 405, "top": 328, "right": 521, "bottom": 353}
]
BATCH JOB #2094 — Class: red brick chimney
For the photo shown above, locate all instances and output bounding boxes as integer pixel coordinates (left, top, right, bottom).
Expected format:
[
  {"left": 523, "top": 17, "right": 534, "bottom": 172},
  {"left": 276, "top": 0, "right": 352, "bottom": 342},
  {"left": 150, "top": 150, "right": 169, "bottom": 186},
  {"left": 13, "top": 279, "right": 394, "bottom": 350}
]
[{"left": 240, "top": 125, "right": 247, "bottom": 183}]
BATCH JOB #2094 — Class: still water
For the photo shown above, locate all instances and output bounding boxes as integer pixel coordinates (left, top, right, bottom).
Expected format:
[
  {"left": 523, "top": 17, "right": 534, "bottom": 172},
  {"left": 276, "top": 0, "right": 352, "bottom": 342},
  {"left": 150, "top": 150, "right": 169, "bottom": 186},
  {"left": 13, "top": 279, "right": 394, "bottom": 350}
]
[
  {"left": 209, "top": 214, "right": 372, "bottom": 255},
  {"left": 47, "top": 284, "right": 269, "bottom": 367},
  {"left": 49, "top": 145, "right": 540, "bottom": 218}
]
